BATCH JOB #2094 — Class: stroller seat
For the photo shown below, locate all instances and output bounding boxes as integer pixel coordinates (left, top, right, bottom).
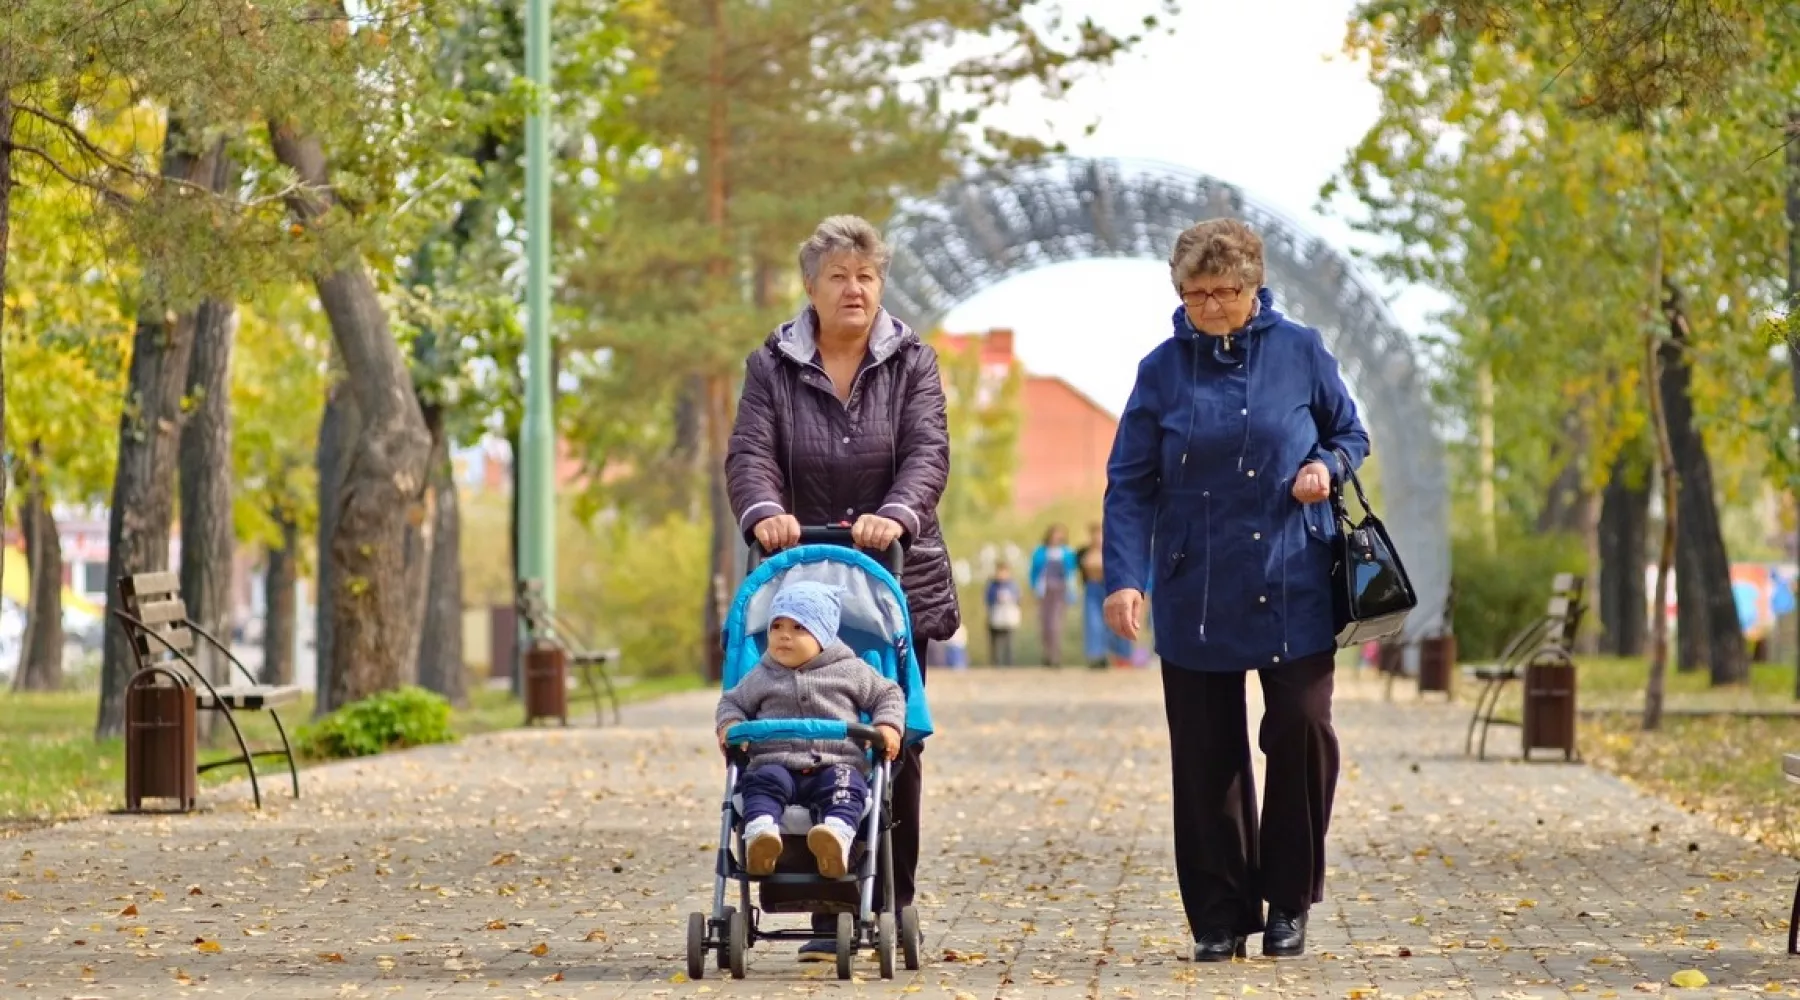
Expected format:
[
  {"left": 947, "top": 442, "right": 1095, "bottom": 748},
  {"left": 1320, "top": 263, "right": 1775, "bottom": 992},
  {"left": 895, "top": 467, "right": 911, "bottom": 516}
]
[{"left": 692, "top": 538, "right": 932, "bottom": 982}]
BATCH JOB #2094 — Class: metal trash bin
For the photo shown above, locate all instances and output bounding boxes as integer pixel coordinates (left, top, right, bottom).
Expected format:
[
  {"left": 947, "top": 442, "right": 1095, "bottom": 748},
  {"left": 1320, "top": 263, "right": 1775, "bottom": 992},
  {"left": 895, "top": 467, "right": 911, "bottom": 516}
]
[
  {"left": 124, "top": 668, "right": 198, "bottom": 813},
  {"left": 523, "top": 642, "right": 568, "bottom": 726},
  {"left": 1522, "top": 647, "right": 1577, "bottom": 761},
  {"left": 1417, "top": 633, "right": 1456, "bottom": 697}
]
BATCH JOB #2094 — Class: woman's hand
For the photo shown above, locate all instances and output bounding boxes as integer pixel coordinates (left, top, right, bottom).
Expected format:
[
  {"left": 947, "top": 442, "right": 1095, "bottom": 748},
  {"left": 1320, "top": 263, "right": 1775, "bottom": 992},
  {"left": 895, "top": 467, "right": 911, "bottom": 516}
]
[
  {"left": 752, "top": 514, "right": 802, "bottom": 552},
  {"left": 1104, "top": 589, "right": 1146, "bottom": 641},
  {"left": 875, "top": 724, "right": 902, "bottom": 761},
  {"left": 1292, "top": 460, "right": 1332, "bottom": 504},
  {"left": 851, "top": 514, "right": 904, "bottom": 551}
]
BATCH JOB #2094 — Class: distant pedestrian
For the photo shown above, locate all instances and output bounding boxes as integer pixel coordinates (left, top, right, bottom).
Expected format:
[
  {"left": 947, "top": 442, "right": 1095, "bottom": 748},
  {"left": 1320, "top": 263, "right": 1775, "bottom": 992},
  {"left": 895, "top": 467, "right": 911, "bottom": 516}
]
[
  {"left": 1076, "top": 522, "right": 1131, "bottom": 668},
  {"left": 984, "top": 562, "right": 1022, "bottom": 666},
  {"left": 1029, "top": 524, "right": 1077, "bottom": 667}
]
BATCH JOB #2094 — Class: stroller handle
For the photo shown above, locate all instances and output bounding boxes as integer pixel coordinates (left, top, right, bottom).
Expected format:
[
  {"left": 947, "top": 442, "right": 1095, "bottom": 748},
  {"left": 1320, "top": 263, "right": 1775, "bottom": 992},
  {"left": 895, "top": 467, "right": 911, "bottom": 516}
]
[
  {"left": 748, "top": 524, "right": 905, "bottom": 577},
  {"left": 725, "top": 719, "right": 893, "bottom": 753}
]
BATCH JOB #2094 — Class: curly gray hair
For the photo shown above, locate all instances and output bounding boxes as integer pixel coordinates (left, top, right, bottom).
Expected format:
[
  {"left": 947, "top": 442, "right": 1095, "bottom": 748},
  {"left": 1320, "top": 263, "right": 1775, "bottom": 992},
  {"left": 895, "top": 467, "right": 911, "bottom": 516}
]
[
  {"left": 798, "top": 215, "right": 892, "bottom": 284},
  {"left": 1169, "top": 218, "right": 1265, "bottom": 290}
]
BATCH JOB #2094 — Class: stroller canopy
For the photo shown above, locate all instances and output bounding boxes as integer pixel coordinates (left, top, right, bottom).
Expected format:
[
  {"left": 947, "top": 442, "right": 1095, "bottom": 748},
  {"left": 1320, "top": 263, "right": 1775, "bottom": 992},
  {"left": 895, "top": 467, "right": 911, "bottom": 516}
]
[{"left": 722, "top": 544, "right": 933, "bottom": 743}]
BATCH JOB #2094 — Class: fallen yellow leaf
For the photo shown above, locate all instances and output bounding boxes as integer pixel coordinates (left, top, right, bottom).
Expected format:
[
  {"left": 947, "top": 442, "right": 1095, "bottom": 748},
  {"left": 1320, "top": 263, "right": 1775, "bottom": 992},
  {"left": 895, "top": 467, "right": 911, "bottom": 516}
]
[
  {"left": 118, "top": 904, "right": 138, "bottom": 917},
  {"left": 529, "top": 942, "right": 549, "bottom": 957},
  {"left": 1670, "top": 970, "right": 1708, "bottom": 989},
  {"left": 195, "top": 939, "right": 222, "bottom": 954},
  {"left": 486, "top": 920, "right": 506, "bottom": 931},
  {"left": 583, "top": 928, "right": 607, "bottom": 941},
  {"left": 317, "top": 952, "right": 345, "bottom": 963}
]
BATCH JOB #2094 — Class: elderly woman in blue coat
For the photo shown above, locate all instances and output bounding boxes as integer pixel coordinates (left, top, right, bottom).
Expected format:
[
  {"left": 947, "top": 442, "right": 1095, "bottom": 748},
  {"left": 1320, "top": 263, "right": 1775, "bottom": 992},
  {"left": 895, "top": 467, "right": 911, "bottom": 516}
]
[{"left": 1102, "top": 219, "right": 1369, "bottom": 963}]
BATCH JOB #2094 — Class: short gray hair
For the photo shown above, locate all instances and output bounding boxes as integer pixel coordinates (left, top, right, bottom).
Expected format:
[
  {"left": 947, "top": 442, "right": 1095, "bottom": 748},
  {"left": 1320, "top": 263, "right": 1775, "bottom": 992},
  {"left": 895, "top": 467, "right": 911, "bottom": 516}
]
[
  {"left": 1169, "top": 218, "right": 1265, "bottom": 290},
  {"left": 798, "top": 215, "right": 892, "bottom": 284}
]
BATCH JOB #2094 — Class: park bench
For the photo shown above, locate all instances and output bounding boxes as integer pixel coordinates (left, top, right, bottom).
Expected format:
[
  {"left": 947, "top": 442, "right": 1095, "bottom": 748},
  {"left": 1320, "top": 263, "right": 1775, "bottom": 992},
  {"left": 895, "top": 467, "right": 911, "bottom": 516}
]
[
  {"left": 517, "top": 578, "right": 621, "bottom": 726},
  {"left": 1463, "top": 573, "right": 1586, "bottom": 760},
  {"left": 114, "top": 571, "right": 301, "bottom": 811}
]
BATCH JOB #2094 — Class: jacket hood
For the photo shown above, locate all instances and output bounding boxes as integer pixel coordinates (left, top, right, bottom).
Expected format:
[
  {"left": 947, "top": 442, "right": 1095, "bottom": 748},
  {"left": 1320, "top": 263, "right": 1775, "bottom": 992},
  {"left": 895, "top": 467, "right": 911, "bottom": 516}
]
[
  {"left": 766, "top": 306, "right": 918, "bottom": 366},
  {"left": 1171, "top": 285, "right": 1281, "bottom": 342}
]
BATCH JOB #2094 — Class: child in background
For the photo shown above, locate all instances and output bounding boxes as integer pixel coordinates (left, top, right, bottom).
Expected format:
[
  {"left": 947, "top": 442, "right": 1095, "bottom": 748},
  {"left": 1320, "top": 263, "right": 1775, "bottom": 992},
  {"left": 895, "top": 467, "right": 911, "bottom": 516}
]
[{"left": 985, "top": 562, "right": 1022, "bottom": 667}]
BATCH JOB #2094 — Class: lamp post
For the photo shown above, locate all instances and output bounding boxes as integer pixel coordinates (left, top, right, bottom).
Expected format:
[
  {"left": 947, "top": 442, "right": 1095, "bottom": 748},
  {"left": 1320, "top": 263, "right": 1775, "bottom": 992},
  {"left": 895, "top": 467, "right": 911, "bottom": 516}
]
[{"left": 521, "top": 0, "right": 555, "bottom": 609}]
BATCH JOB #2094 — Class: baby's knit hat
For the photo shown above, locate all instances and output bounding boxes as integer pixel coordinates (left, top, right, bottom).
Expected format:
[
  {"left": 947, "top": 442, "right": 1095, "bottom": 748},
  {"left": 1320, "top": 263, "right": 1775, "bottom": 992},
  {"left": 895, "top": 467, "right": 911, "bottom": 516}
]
[{"left": 769, "top": 580, "right": 843, "bottom": 647}]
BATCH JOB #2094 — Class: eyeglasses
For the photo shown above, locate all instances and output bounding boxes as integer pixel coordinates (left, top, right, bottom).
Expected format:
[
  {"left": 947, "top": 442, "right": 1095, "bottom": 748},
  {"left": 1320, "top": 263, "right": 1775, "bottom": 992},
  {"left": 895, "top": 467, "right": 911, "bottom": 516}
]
[{"left": 1181, "top": 286, "right": 1244, "bottom": 308}]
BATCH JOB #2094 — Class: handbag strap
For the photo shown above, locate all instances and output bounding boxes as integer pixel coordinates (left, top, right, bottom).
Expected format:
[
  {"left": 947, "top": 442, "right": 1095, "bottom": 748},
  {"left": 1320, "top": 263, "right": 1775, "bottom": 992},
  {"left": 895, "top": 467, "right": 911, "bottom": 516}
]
[{"left": 1329, "top": 446, "right": 1377, "bottom": 523}]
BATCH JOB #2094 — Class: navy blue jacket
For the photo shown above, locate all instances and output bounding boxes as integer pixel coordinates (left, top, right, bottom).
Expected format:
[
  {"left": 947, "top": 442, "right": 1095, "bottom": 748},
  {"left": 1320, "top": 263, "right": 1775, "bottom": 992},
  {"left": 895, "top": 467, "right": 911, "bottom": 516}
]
[{"left": 1102, "top": 287, "right": 1370, "bottom": 672}]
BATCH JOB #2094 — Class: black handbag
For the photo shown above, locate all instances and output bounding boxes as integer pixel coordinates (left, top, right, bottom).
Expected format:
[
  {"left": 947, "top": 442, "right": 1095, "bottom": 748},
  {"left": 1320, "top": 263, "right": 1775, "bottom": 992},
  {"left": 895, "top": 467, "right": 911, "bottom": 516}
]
[{"left": 1326, "top": 448, "right": 1417, "bottom": 647}]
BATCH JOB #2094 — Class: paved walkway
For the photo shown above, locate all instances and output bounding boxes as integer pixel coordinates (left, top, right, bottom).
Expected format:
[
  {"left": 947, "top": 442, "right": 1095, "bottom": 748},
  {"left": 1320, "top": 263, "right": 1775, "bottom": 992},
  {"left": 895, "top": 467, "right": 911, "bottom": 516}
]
[{"left": 4, "top": 669, "right": 1799, "bottom": 999}]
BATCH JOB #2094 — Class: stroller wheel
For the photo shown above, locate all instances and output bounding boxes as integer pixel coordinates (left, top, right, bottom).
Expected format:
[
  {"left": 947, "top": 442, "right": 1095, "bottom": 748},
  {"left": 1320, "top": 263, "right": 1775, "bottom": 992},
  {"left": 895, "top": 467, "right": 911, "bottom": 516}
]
[
  {"left": 715, "top": 906, "right": 736, "bottom": 971},
  {"left": 727, "top": 909, "right": 748, "bottom": 980},
  {"left": 834, "top": 912, "right": 855, "bottom": 981},
  {"left": 876, "top": 912, "right": 896, "bottom": 979},
  {"left": 900, "top": 905, "right": 922, "bottom": 971},
  {"left": 685, "top": 911, "right": 706, "bottom": 981}
]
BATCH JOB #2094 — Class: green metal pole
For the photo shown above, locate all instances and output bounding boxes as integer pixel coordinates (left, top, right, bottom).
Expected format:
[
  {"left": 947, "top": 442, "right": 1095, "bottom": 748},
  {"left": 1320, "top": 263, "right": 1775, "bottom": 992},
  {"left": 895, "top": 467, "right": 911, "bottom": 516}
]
[{"left": 521, "top": 0, "right": 555, "bottom": 610}]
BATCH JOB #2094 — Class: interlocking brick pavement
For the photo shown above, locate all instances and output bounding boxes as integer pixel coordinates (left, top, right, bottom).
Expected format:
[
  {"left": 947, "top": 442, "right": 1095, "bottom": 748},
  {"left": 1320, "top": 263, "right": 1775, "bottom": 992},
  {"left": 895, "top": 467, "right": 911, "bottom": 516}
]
[{"left": 3, "top": 668, "right": 1798, "bottom": 999}]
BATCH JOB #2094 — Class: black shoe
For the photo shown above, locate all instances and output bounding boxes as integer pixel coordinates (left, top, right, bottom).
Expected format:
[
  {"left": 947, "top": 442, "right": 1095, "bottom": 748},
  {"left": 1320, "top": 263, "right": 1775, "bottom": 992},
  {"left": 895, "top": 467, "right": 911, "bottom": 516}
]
[
  {"left": 1192, "top": 928, "right": 1247, "bottom": 963},
  {"left": 1262, "top": 907, "right": 1307, "bottom": 957}
]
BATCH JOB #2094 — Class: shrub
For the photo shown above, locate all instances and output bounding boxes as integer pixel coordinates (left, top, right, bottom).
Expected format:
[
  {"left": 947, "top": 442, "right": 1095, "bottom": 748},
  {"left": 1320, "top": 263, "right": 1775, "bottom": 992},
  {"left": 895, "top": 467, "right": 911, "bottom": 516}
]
[
  {"left": 1450, "top": 530, "right": 1586, "bottom": 661},
  {"left": 295, "top": 686, "right": 455, "bottom": 760}
]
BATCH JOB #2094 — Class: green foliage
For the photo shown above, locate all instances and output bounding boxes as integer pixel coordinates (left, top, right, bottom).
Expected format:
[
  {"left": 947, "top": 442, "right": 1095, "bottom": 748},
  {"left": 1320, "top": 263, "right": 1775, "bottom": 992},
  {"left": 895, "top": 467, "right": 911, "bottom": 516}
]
[
  {"left": 295, "top": 687, "right": 456, "bottom": 760},
  {"left": 561, "top": 0, "right": 1171, "bottom": 514},
  {"left": 1332, "top": 3, "right": 1800, "bottom": 538},
  {"left": 231, "top": 283, "right": 330, "bottom": 557},
  {"left": 1448, "top": 531, "right": 1586, "bottom": 660},
  {"left": 461, "top": 490, "right": 709, "bottom": 679},
  {"left": 932, "top": 332, "right": 1024, "bottom": 530}
]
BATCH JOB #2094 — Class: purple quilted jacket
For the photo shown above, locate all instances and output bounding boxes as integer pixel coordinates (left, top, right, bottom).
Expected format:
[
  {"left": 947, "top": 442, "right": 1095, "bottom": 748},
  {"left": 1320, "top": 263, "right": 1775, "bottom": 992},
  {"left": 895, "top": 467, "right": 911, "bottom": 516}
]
[{"left": 726, "top": 306, "right": 961, "bottom": 641}]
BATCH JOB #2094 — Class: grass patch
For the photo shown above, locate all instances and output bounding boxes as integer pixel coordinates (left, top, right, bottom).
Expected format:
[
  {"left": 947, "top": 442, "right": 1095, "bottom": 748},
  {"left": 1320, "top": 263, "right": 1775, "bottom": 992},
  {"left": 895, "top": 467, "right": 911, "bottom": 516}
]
[{"left": 0, "top": 672, "right": 702, "bottom": 832}]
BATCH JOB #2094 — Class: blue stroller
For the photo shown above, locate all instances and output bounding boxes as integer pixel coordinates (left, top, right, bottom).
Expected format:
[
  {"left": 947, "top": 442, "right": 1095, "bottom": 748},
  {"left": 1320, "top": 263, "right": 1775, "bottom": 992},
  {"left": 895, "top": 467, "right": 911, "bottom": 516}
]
[{"left": 686, "top": 528, "right": 933, "bottom": 981}]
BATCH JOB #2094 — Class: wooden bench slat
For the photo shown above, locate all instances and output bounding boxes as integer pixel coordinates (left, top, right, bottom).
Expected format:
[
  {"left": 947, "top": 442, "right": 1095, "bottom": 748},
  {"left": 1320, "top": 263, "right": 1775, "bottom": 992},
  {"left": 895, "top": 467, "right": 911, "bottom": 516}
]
[
  {"left": 135, "top": 599, "right": 188, "bottom": 626},
  {"left": 134, "top": 625, "right": 194, "bottom": 655},
  {"left": 198, "top": 685, "right": 302, "bottom": 711},
  {"left": 1783, "top": 753, "right": 1800, "bottom": 784},
  {"left": 123, "top": 571, "right": 181, "bottom": 602}
]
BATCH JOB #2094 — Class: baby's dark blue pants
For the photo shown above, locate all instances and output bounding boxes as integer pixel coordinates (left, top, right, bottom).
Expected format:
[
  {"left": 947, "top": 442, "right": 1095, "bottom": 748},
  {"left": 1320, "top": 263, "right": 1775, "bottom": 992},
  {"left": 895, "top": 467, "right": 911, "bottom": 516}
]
[{"left": 740, "top": 763, "right": 868, "bottom": 829}]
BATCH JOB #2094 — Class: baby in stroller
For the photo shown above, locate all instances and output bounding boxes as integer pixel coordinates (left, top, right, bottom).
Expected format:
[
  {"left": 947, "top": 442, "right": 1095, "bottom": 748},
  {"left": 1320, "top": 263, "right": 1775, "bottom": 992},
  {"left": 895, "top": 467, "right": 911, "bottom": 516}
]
[{"left": 715, "top": 580, "right": 905, "bottom": 880}]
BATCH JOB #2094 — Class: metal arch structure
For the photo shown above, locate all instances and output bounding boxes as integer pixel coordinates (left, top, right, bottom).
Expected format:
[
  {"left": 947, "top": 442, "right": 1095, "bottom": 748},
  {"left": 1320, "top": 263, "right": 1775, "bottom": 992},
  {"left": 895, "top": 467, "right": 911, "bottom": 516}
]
[{"left": 881, "top": 156, "right": 1451, "bottom": 640}]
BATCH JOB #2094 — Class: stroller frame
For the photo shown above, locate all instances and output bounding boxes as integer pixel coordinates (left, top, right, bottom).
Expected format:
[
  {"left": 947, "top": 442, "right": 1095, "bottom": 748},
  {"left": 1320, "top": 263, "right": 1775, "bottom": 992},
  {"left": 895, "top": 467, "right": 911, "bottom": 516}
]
[{"left": 686, "top": 528, "right": 927, "bottom": 982}]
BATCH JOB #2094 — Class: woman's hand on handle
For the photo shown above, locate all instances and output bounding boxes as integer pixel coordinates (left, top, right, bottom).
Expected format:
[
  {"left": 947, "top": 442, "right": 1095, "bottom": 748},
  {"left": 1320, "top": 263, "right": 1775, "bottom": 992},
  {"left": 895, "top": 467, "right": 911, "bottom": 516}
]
[
  {"left": 851, "top": 514, "right": 904, "bottom": 552},
  {"left": 1104, "top": 589, "right": 1145, "bottom": 641},
  {"left": 752, "top": 514, "right": 802, "bottom": 552},
  {"left": 875, "top": 724, "right": 902, "bottom": 761}
]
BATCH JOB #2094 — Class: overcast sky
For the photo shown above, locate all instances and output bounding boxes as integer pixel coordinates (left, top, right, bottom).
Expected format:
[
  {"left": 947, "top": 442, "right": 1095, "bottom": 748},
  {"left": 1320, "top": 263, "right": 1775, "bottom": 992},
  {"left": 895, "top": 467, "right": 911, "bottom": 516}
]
[{"left": 936, "top": 0, "right": 1448, "bottom": 415}]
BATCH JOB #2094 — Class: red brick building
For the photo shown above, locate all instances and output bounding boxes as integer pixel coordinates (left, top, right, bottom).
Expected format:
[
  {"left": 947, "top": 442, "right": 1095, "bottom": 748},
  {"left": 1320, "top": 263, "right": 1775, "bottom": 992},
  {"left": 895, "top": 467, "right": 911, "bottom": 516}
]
[{"left": 936, "top": 328, "right": 1119, "bottom": 514}]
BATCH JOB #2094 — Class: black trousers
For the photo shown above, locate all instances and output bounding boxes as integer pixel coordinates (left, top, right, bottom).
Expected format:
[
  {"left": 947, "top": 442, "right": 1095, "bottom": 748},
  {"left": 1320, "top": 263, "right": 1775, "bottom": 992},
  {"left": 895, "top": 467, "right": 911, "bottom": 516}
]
[
  {"left": 1161, "top": 651, "right": 1339, "bottom": 938},
  {"left": 814, "top": 638, "right": 927, "bottom": 934}
]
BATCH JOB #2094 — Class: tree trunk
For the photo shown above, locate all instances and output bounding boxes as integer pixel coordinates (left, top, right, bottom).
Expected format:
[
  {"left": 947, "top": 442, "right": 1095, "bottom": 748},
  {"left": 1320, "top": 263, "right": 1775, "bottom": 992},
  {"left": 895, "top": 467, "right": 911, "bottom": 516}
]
[
  {"left": 1536, "top": 413, "right": 1588, "bottom": 535},
  {"left": 0, "top": 95, "right": 12, "bottom": 609},
  {"left": 701, "top": 0, "right": 735, "bottom": 684},
  {"left": 262, "top": 514, "right": 297, "bottom": 685},
  {"left": 14, "top": 460, "right": 64, "bottom": 692},
  {"left": 313, "top": 378, "right": 358, "bottom": 715},
  {"left": 1644, "top": 332, "right": 1676, "bottom": 732},
  {"left": 179, "top": 233, "right": 239, "bottom": 735},
  {"left": 400, "top": 405, "right": 445, "bottom": 688},
  {"left": 1598, "top": 453, "right": 1648, "bottom": 657},
  {"left": 270, "top": 124, "right": 433, "bottom": 709},
  {"left": 1786, "top": 107, "right": 1800, "bottom": 698},
  {"left": 95, "top": 126, "right": 222, "bottom": 740},
  {"left": 1657, "top": 280, "right": 1749, "bottom": 687},
  {"left": 1674, "top": 533, "right": 1708, "bottom": 672},
  {"left": 416, "top": 420, "right": 467, "bottom": 706}
]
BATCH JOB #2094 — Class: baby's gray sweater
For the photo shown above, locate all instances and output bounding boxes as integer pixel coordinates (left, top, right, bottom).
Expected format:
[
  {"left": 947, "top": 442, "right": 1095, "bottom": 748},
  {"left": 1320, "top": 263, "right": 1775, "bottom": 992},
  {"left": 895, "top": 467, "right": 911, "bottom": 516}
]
[{"left": 715, "top": 642, "right": 906, "bottom": 771}]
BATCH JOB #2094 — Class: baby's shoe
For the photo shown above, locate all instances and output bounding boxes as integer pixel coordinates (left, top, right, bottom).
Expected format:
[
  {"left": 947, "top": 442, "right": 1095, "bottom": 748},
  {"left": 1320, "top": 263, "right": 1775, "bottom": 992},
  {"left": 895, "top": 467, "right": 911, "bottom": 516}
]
[
  {"left": 743, "top": 816, "right": 783, "bottom": 876},
  {"left": 807, "top": 818, "right": 855, "bottom": 879}
]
